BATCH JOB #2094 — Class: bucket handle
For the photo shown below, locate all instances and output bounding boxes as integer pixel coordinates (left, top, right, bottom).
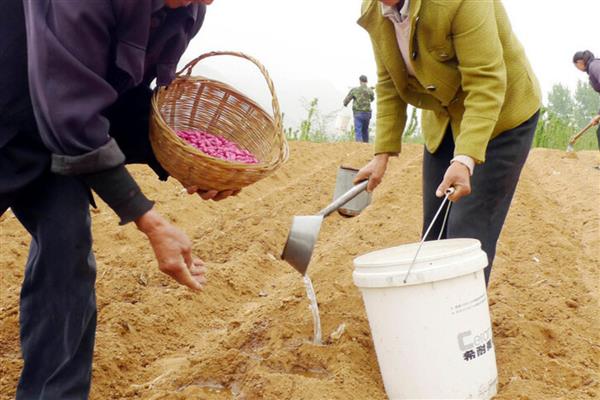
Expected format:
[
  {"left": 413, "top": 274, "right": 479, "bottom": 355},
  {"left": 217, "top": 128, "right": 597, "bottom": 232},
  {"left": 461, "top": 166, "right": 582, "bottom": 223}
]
[{"left": 403, "top": 187, "right": 454, "bottom": 283}]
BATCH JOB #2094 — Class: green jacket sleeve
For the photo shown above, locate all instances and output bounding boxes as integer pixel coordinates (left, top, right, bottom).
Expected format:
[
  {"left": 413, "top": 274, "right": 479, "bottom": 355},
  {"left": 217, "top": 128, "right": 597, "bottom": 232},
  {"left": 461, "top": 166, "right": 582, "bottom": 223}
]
[
  {"left": 452, "top": 0, "right": 507, "bottom": 162},
  {"left": 343, "top": 89, "right": 354, "bottom": 107},
  {"left": 372, "top": 41, "right": 407, "bottom": 155}
]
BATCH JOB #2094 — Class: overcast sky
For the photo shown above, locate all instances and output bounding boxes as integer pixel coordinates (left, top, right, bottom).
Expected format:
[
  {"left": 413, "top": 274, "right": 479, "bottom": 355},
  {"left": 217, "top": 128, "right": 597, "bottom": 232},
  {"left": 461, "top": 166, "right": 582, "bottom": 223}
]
[{"left": 182, "top": 0, "right": 600, "bottom": 125}]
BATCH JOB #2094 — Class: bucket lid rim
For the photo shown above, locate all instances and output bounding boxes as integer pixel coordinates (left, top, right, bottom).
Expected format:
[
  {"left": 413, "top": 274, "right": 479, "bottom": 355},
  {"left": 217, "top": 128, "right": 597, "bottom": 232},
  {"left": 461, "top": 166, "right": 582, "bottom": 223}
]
[
  {"left": 352, "top": 239, "right": 487, "bottom": 287},
  {"left": 353, "top": 238, "right": 482, "bottom": 268}
]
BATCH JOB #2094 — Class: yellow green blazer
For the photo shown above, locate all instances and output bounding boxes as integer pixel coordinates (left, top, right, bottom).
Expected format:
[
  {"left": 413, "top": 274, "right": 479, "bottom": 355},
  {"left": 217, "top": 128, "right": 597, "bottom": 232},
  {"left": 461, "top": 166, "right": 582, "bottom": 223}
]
[{"left": 358, "top": 0, "right": 542, "bottom": 162}]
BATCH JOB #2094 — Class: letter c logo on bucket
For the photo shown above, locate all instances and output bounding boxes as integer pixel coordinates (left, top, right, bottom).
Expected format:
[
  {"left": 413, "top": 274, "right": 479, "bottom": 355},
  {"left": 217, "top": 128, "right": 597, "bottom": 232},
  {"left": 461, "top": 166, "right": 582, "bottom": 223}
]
[
  {"left": 458, "top": 328, "right": 494, "bottom": 362},
  {"left": 458, "top": 330, "right": 473, "bottom": 351}
]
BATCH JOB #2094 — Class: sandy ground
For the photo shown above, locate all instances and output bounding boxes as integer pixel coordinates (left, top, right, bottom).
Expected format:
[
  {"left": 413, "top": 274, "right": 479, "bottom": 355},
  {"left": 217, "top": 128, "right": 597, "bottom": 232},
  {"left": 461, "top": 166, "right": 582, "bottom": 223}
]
[{"left": 1, "top": 142, "right": 599, "bottom": 400}]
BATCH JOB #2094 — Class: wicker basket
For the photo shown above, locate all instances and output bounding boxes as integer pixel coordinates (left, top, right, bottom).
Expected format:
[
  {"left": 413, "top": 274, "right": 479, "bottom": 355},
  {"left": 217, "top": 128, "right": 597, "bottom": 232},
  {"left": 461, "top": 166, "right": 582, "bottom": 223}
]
[{"left": 150, "top": 51, "right": 288, "bottom": 191}]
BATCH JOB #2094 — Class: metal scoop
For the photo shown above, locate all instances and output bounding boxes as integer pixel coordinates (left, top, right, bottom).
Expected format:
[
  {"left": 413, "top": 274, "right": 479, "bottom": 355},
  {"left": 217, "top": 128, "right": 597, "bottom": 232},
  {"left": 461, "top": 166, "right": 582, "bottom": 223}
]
[{"left": 281, "top": 180, "right": 369, "bottom": 275}]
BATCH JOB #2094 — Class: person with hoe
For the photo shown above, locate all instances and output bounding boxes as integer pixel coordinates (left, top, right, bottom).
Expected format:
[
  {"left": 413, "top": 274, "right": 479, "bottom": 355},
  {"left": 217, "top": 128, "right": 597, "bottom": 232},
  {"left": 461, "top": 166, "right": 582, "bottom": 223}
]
[
  {"left": 0, "top": 0, "right": 236, "bottom": 398},
  {"left": 344, "top": 75, "right": 376, "bottom": 143},
  {"left": 572, "top": 50, "right": 600, "bottom": 157},
  {"left": 354, "top": 0, "right": 542, "bottom": 286}
]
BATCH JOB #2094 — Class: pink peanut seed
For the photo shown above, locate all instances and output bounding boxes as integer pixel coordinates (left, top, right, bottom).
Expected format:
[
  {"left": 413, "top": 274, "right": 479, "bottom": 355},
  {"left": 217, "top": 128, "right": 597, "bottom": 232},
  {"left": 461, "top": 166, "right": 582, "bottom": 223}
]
[{"left": 176, "top": 130, "right": 259, "bottom": 164}]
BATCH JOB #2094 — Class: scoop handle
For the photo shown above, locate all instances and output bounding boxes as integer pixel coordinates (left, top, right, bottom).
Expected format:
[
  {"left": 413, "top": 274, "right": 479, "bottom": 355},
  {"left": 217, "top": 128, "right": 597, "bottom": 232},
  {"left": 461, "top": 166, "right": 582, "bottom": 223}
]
[{"left": 318, "top": 180, "right": 369, "bottom": 217}]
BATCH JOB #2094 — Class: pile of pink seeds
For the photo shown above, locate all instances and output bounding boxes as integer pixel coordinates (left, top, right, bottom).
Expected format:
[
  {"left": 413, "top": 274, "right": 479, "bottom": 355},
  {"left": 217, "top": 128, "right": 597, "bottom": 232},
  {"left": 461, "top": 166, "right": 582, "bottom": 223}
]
[{"left": 176, "top": 130, "right": 259, "bottom": 164}]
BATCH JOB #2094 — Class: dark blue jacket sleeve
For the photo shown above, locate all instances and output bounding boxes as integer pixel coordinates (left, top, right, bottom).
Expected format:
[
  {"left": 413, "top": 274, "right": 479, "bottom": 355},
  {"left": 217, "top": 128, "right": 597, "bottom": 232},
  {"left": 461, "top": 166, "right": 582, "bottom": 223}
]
[
  {"left": 24, "top": 0, "right": 119, "bottom": 159},
  {"left": 23, "top": 0, "right": 152, "bottom": 224}
]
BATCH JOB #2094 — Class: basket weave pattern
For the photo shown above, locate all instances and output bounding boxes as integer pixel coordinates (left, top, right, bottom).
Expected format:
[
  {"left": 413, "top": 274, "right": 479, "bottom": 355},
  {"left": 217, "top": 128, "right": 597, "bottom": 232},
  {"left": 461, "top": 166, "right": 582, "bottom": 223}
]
[{"left": 150, "top": 51, "right": 288, "bottom": 191}]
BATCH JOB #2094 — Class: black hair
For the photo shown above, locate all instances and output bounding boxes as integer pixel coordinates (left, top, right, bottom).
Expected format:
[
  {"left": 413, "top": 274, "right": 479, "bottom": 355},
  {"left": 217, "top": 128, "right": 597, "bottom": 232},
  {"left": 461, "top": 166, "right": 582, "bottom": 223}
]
[
  {"left": 572, "top": 50, "right": 595, "bottom": 64},
  {"left": 359, "top": 75, "right": 368, "bottom": 83}
]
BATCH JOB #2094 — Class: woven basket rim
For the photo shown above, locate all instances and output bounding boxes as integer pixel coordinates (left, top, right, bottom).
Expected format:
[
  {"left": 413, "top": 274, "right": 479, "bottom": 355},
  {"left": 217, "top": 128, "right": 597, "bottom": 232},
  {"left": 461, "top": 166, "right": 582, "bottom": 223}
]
[
  {"left": 149, "top": 51, "right": 289, "bottom": 189},
  {"left": 191, "top": 76, "right": 276, "bottom": 122},
  {"left": 151, "top": 77, "right": 285, "bottom": 171}
]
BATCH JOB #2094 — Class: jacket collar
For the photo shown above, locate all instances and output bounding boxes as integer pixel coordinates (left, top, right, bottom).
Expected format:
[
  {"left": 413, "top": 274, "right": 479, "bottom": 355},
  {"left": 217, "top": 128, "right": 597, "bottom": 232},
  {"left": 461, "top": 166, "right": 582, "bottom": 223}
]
[
  {"left": 381, "top": 0, "right": 410, "bottom": 23},
  {"left": 357, "top": 0, "right": 423, "bottom": 90},
  {"left": 357, "top": 0, "right": 442, "bottom": 112}
]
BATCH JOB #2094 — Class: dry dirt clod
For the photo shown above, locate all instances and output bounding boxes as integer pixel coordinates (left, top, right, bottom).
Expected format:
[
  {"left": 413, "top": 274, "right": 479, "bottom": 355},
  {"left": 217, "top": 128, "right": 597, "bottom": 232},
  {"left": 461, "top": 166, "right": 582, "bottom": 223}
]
[{"left": 565, "top": 299, "right": 579, "bottom": 309}]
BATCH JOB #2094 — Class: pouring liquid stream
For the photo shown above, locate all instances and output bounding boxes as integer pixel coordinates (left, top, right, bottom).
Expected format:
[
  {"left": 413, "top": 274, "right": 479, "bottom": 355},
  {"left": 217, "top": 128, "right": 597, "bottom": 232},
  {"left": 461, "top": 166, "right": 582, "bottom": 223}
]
[{"left": 303, "top": 275, "right": 322, "bottom": 345}]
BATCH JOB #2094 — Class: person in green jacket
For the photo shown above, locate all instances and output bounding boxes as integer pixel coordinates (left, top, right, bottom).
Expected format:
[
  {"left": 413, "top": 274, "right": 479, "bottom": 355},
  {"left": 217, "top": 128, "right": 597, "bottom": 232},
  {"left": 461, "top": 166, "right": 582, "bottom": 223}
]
[
  {"left": 344, "top": 75, "right": 375, "bottom": 142},
  {"left": 354, "top": 0, "right": 542, "bottom": 286}
]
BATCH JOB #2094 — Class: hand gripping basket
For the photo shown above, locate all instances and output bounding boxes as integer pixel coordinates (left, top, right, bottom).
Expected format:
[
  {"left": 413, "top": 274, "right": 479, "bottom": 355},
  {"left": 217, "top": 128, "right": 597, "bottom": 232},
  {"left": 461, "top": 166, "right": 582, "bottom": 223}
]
[{"left": 149, "top": 51, "right": 289, "bottom": 191}]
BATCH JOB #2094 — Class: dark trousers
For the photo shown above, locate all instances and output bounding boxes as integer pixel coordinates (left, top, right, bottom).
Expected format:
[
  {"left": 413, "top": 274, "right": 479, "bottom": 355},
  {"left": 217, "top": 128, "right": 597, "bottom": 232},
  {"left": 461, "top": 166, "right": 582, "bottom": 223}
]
[
  {"left": 0, "top": 84, "right": 161, "bottom": 399},
  {"left": 354, "top": 111, "right": 371, "bottom": 143},
  {"left": 422, "top": 111, "right": 539, "bottom": 286},
  {"left": 8, "top": 173, "right": 96, "bottom": 400}
]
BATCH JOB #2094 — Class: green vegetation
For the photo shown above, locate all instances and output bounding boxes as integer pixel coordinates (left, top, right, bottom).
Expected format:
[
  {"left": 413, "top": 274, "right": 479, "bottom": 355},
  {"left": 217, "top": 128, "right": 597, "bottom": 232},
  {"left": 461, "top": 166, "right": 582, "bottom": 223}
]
[
  {"left": 535, "top": 81, "right": 599, "bottom": 151},
  {"left": 285, "top": 81, "right": 599, "bottom": 151},
  {"left": 533, "top": 107, "right": 597, "bottom": 150},
  {"left": 284, "top": 98, "right": 349, "bottom": 143},
  {"left": 401, "top": 107, "right": 423, "bottom": 144}
]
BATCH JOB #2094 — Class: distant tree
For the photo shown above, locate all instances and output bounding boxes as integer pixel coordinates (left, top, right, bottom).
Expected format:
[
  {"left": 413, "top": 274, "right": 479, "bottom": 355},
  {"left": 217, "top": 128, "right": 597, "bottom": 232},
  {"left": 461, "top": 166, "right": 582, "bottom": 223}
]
[
  {"left": 573, "top": 80, "right": 600, "bottom": 128},
  {"left": 533, "top": 107, "right": 572, "bottom": 149},
  {"left": 547, "top": 83, "right": 574, "bottom": 124},
  {"left": 535, "top": 80, "right": 599, "bottom": 150}
]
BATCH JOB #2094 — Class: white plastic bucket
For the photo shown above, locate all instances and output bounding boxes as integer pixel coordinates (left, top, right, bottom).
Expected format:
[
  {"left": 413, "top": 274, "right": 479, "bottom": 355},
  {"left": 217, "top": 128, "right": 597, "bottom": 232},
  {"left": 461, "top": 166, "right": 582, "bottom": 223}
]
[{"left": 353, "top": 239, "right": 497, "bottom": 400}]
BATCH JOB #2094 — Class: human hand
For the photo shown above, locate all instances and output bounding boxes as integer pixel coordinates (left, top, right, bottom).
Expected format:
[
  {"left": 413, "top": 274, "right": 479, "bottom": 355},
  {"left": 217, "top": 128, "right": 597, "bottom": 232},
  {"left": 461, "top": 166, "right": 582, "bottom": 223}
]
[
  {"left": 435, "top": 162, "right": 471, "bottom": 202},
  {"left": 185, "top": 186, "right": 241, "bottom": 201},
  {"left": 591, "top": 115, "right": 600, "bottom": 126},
  {"left": 353, "top": 153, "right": 390, "bottom": 192},
  {"left": 135, "top": 209, "right": 206, "bottom": 291}
]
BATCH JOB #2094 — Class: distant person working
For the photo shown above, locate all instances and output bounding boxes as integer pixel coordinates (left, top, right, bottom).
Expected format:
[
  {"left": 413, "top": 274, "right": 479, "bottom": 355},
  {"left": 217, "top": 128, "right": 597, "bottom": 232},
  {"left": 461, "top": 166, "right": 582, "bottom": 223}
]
[
  {"left": 573, "top": 50, "right": 600, "bottom": 155},
  {"left": 344, "top": 75, "right": 375, "bottom": 143}
]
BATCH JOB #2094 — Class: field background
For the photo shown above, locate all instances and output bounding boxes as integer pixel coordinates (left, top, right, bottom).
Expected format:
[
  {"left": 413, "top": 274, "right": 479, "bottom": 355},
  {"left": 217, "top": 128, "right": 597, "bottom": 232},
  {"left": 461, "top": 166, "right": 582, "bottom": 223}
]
[{"left": 1, "top": 142, "right": 599, "bottom": 399}]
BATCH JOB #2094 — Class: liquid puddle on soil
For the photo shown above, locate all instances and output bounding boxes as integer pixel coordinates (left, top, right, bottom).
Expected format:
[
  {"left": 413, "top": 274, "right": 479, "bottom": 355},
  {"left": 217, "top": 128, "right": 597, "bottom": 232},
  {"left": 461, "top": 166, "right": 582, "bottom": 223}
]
[{"left": 303, "top": 275, "right": 322, "bottom": 345}]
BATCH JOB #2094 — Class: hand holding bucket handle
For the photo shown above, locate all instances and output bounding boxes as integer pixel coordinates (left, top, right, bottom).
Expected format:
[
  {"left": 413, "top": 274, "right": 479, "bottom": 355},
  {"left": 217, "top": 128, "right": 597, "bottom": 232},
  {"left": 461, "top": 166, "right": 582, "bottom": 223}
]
[
  {"left": 436, "top": 161, "right": 471, "bottom": 201},
  {"left": 404, "top": 186, "right": 455, "bottom": 283},
  {"left": 444, "top": 187, "right": 456, "bottom": 196}
]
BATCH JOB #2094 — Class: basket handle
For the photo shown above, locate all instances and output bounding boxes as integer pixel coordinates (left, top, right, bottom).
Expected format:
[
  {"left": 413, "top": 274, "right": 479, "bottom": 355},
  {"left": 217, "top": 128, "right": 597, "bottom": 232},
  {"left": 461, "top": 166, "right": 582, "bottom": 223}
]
[{"left": 176, "top": 51, "right": 282, "bottom": 135}]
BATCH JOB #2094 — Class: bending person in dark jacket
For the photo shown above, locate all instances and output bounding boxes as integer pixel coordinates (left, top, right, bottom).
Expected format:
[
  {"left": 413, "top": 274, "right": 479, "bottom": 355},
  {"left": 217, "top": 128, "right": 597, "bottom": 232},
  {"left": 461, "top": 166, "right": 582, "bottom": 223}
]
[
  {"left": 0, "top": 0, "right": 229, "bottom": 398},
  {"left": 573, "top": 50, "right": 600, "bottom": 152}
]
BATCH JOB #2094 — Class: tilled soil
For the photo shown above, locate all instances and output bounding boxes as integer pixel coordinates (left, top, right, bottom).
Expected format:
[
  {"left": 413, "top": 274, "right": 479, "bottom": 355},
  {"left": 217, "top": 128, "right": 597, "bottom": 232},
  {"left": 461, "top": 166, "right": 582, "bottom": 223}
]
[{"left": 1, "top": 142, "right": 599, "bottom": 399}]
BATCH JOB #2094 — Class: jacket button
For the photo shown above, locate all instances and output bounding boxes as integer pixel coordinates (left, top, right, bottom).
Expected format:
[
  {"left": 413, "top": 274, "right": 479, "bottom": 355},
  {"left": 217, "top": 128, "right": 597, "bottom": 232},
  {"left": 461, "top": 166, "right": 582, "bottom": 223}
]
[{"left": 426, "top": 85, "right": 437, "bottom": 92}]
